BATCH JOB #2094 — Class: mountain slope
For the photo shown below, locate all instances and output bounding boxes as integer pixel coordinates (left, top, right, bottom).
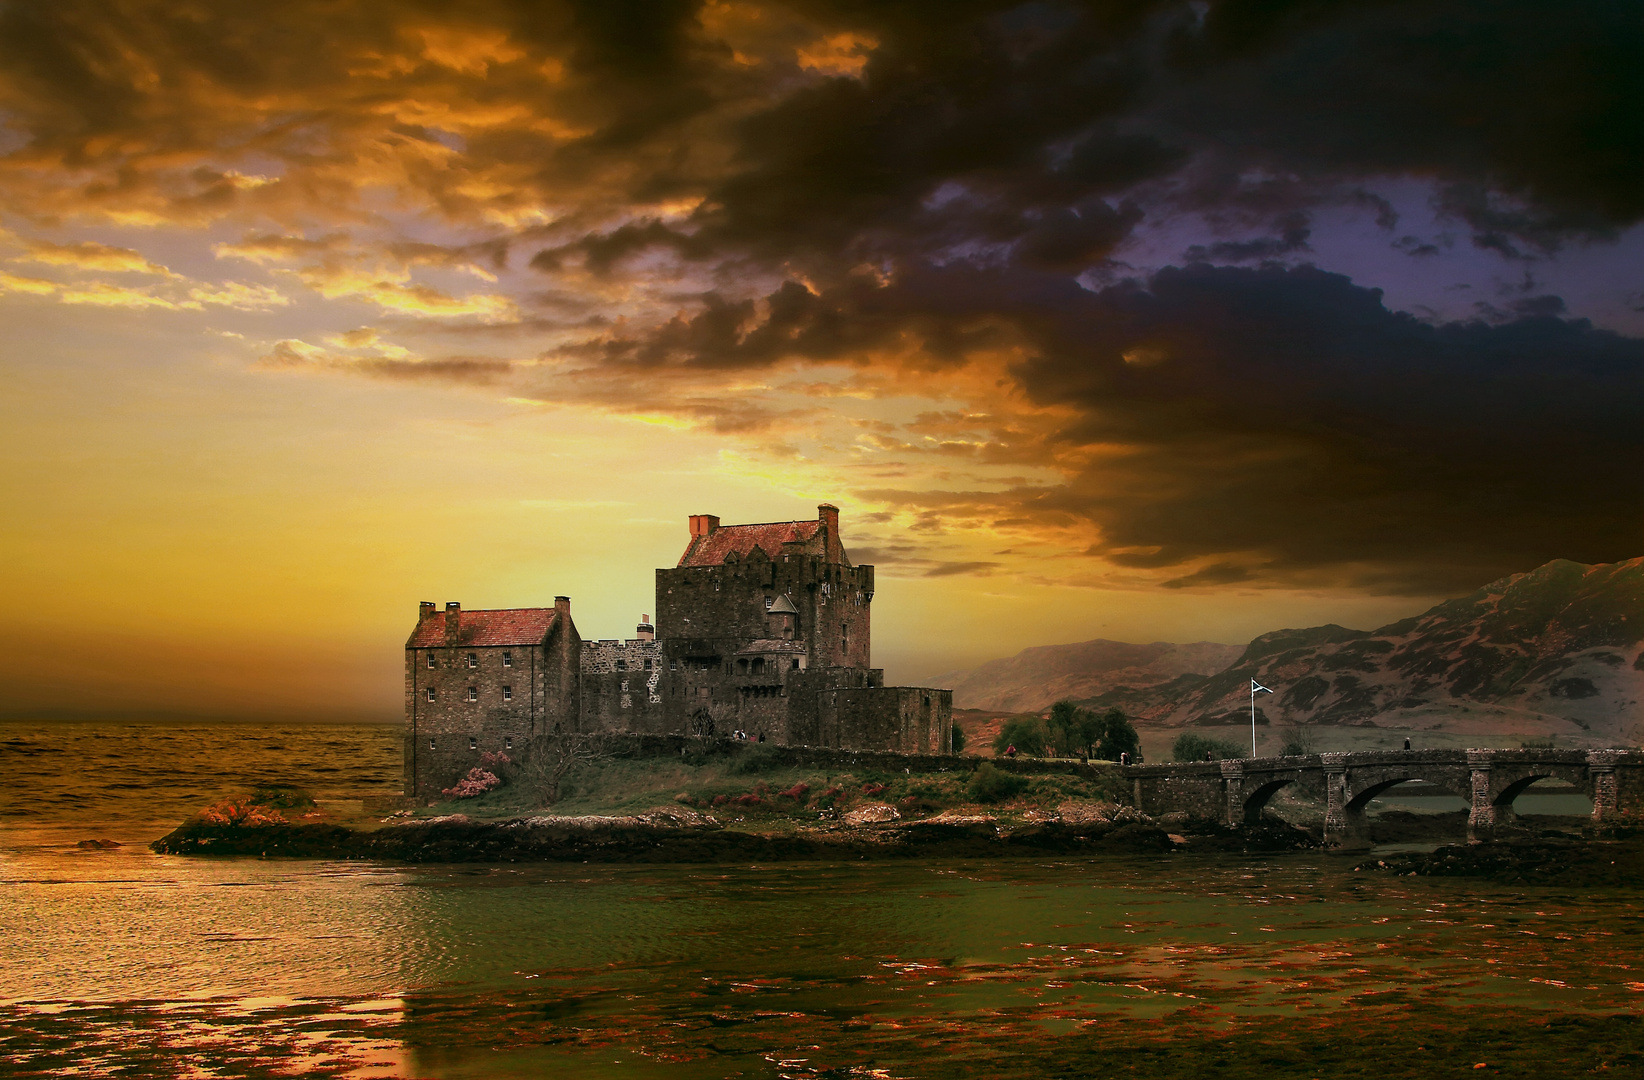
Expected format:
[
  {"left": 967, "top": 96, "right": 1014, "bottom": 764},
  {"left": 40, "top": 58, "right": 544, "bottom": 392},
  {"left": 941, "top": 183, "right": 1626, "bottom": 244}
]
[
  {"left": 935, "top": 639, "right": 1243, "bottom": 712},
  {"left": 1147, "top": 557, "right": 1644, "bottom": 742}
]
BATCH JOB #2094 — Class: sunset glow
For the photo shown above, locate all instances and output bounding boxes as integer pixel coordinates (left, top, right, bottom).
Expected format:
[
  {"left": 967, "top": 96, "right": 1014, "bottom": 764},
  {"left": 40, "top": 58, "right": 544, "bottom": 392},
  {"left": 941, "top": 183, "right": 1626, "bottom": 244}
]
[{"left": 3, "top": 1, "right": 1641, "bottom": 720}]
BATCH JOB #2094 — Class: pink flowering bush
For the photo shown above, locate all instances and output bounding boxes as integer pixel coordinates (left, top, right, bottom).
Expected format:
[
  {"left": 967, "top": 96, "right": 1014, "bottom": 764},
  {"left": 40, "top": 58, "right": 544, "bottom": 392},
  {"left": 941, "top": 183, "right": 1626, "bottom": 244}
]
[
  {"left": 198, "top": 799, "right": 288, "bottom": 828},
  {"left": 478, "top": 751, "right": 511, "bottom": 769},
  {"left": 442, "top": 768, "right": 502, "bottom": 799}
]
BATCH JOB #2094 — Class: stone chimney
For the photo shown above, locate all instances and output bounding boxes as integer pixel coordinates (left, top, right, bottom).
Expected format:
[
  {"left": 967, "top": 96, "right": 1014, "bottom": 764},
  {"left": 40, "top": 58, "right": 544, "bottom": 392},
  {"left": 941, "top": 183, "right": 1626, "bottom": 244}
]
[
  {"left": 443, "top": 602, "right": 461, "bottom": 646},
  {"left": 419, "top": 601, "right": 435, "bottom": 621},
  {"left": 554, "top": 596, "right": 571, "bottom": 627},
  {"left": 636, "top": 613, "right": 655, "bottom": 642},
  {"left": 689, "top": 514, "right": 720, "bottom": 538},
  {"left": 818, "top": 503, "right": 841, "bottom": 563}
]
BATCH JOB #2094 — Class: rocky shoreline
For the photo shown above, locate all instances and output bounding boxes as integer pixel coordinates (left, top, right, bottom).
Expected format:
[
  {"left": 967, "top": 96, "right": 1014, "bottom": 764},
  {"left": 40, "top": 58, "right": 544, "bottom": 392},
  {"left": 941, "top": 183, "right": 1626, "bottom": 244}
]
[
  {"left": 150, "top": 806, "right": 1318, "bottom": 862},
  {"left": 1353, "top": 832, "right": 1644, "bottom": 886}
]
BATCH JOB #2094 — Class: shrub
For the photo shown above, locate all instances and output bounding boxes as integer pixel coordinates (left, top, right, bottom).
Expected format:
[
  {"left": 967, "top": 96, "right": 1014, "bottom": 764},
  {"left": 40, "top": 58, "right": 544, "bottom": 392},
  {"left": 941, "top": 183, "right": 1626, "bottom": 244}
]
[
  {"left": 198, "top": 799, "right": 288, "bottom": 828},
  {"left": 1171, "top": 733, "right": 1246, "bottom": 762},
  {"left": 951, "top": 723, "right": 968, "bottom": 754},
  {"left": 779, "top": 782, "right": 810, "bottom": 801},
  {"left": 442, "top": 768, "right": 502, "bottom": 799},
  {"left": 248, "top": 785, "right": 315, "bottom": 810},
  {"left": 862, "top": 782, "right": 887, "bottom": 796},
  {"left": 992, "top": 716, "right": 1048, "bottom": 757},
  {"left": 712, "top": 794, "right": 729, "bottom": 806},
  {"left": 966, "top": 762, "right": 1028, "bottom": 803}
]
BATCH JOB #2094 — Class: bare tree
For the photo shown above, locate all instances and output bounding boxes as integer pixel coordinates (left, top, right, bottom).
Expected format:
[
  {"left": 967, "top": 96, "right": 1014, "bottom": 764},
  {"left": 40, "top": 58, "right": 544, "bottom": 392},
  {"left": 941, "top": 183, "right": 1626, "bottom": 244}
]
[
  {"left": 688, "top": 707, "right": 715, "bottom": 738},
  {"left": 519, "top": 732, "right": 610, "bottom": 806}
]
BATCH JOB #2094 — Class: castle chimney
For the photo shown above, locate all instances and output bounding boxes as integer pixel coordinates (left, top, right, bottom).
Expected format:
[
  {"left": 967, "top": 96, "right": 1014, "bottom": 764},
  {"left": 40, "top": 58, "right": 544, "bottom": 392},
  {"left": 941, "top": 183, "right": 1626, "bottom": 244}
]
[
  {"left": 419, "top": 601, "right": 435, "bottom": 621},
  {"left": 554, "top": 595, "right": 571, "bottom": 626},
  {"left": 819, "top": 503, "right": 841, "bottom": 563},
  {"left": 636, "top": 613, "right": 655, "bottom": 642},
  {"left": 689, "top": 514, "right": 720, "bottom": 538},
  {"left": 444, "top": 602, "right": 461, "bottom": 646}
]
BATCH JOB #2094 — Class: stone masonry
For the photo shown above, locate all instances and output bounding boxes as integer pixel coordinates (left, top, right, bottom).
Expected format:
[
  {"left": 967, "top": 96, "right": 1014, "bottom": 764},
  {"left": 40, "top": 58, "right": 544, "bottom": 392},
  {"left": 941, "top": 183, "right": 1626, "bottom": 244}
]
[{"left": 404, "top": 505, "right": 953, "bottom": 796}]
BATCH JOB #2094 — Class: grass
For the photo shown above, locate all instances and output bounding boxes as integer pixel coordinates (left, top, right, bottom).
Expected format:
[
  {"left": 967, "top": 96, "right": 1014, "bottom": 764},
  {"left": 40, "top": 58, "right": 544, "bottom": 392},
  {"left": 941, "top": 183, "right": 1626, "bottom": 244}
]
[{"left": 418, "top": 753, "right": 1131, "bottom": 829}]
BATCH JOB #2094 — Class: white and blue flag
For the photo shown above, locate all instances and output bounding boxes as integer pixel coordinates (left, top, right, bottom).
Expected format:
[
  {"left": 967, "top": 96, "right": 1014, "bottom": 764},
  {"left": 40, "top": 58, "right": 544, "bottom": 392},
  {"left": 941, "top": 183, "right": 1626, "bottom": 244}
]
[{"left": 1251, "top": 679, "right": 1273, "bottom": 694}]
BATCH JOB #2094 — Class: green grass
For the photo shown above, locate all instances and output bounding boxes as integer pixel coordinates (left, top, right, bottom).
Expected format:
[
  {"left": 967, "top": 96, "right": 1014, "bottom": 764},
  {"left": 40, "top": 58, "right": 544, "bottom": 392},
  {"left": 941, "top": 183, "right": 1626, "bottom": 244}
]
[{"left": 420, "top": 754, "right": 1131, "bottom": 827}]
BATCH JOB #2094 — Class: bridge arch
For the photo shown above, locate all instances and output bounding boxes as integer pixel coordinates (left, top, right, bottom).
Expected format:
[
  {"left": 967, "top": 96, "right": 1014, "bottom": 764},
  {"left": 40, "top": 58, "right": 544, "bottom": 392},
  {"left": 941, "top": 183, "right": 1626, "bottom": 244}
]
[
  {"left": 1241, "top": 777, "right": 1297, "bottom": 818},
  {"left": 1344, "top": 776, "right": 1467, "bottom": 816}
]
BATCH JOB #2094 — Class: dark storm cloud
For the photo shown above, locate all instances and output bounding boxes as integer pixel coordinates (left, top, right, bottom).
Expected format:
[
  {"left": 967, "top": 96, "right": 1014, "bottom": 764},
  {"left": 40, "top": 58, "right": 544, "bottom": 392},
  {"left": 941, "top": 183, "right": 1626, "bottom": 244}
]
[
  {"left": 3, "top": 0, "right": 1641, "bottom": 592},
  {"left": 570, "top": 260, "right": 1644, "bottom": 592}
]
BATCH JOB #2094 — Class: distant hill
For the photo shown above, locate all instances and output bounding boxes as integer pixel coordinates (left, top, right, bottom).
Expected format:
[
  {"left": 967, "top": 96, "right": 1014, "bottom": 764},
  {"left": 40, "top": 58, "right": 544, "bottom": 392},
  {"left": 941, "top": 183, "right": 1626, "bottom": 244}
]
[
  {"left": 937, "top": 557, "right": 1644, "bottom": 745},
  {"left": 1136, "top": 557, "right": 1644, "bottom": 743},
  {"left": 934, "top": 639, "right": 1243, "bottom": 713}
]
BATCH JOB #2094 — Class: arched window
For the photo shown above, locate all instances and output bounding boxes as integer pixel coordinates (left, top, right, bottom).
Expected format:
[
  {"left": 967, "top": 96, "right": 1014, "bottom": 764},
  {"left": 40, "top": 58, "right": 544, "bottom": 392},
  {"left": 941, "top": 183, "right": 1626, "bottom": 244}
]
[
  {"left": 736, "top": 658, "right": 749, "bottom": 674},
  {"left": 752, "top": 657, "right": 765, "bottom": 675}
]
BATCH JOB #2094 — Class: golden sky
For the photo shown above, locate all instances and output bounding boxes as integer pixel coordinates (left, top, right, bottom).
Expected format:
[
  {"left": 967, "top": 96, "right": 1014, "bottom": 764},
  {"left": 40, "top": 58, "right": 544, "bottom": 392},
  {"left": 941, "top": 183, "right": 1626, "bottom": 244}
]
[{"left": 2, "top": 1, "right": 1640, "bottom": 720}]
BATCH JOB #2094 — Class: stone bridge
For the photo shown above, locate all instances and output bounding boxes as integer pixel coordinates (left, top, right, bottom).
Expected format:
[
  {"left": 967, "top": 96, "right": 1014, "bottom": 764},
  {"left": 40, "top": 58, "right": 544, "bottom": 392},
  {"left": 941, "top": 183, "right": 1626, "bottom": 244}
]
[{"left": 1125, "top": 749, "right": 1644, "bottom": 847}]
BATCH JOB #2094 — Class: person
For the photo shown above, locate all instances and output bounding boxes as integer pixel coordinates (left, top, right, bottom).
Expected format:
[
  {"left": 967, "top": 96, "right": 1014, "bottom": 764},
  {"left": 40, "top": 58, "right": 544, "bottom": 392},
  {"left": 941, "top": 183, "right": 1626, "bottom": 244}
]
[
  {"left": 1404, "top": 737, "right": 1412, "bottom": 751},
  {"left": 1119, "top": 752, "right": 1129, "bottom": 766},
  {"left": 1005, "top": 744, "right": 1017, "bottom": 758}
]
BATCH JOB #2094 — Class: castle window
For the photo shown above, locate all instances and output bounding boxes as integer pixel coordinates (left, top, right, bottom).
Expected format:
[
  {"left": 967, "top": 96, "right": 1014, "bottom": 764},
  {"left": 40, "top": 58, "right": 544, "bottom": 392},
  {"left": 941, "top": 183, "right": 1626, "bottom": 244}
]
[
  {"left": 430, "top": 737, "right": 436, "bottom": 749},
  {"left": 644, "top": 658, "right": 653, "bottom": 671},
  {"left": 764, "top": 596, "right": 773, "bottom": 610},
  {"left": 502, "top": 652, "right": 513, "bottom": 667},
  {"left": 467, "top": 686, "right": 478, "bottom": 702},
  {"left": 503, "top": 686, "right": 513, "bottom": 702},
  {"left": 426, "top": 687, "right": 436, "bottom": 702},
  {"left": 426, "top": 654, "right": 436, "bottom": 669},
  {"left": 791, "top": 659, "right": 800, "bottom": 671},
  {"left": 752, "top": 657, "right": 765, "bottom": 675},
  {"left": 505, "top": 736, "right": 513, "bottom": 750},
  {"left": 616, "top": 658, "right": 626, "bottom": 671},
  {"left": 466, "top": 653, "right": 477, "bottom": 669},
  {"left": 670, "top": 660, "right": 677, "bottom": 671},
  {"left": 736, "top": 658, "right": 748, "bottom": 674},
  {"left": 841, "top": 624, "right": 849, "bottom": 649},
  {"left": 469, "top": 736, "right": 477, "bottom": 750}
]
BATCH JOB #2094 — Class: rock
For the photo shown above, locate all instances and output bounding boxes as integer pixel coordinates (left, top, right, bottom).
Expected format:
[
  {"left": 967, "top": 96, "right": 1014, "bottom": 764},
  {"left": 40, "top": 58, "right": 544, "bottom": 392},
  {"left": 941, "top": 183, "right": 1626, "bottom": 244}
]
[
  {"left": 75, "top": 839, "right": 122, "bottom": 850},
  {"left": 842, "top": 804, "right": 901, "bottom": 825}
]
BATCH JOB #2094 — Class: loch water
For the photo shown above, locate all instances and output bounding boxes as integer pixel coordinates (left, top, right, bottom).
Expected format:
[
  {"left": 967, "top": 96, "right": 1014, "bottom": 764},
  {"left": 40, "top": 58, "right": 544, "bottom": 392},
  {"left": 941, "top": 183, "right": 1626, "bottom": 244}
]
[{"left": 4, "top": 719, "right": 1644, "bottom": 1079}]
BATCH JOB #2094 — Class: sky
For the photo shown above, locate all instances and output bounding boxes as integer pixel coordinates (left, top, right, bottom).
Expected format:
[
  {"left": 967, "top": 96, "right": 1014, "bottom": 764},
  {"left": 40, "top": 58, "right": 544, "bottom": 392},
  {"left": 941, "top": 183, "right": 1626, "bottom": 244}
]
[{"left": 1, "top": 0, "right": 1642, "bottom": 721}]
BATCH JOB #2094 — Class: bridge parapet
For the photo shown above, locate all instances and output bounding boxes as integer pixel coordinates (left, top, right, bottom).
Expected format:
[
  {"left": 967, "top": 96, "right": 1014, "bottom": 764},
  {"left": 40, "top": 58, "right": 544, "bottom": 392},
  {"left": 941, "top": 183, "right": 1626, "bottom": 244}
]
[{"left": 1124, "top": 747, "right": 1644, "bottom": 846}]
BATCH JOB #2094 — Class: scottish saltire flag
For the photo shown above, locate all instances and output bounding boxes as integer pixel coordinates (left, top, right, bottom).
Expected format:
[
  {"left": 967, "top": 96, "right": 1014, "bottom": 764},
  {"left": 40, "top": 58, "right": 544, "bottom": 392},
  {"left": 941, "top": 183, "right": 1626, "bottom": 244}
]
[{"left": 1251, "top": 679, "right": 1274, "bottom": 694}]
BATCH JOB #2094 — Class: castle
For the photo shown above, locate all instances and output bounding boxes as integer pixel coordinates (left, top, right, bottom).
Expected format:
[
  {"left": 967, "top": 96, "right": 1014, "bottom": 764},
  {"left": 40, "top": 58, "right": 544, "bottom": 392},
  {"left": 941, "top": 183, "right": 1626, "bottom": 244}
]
[{"left": 403, "top": 504, "right": 953, "bottom": 796}]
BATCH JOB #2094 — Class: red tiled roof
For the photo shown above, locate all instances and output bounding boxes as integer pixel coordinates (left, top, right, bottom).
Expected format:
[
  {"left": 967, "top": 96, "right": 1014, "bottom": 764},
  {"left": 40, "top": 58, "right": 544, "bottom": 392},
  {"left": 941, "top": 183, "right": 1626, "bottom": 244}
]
[
  {"left": 678, "top": 520, "right": 827, "bottom": 567},
  {"left": 405, "top": 608, "right": 557, "bottom": 649}
]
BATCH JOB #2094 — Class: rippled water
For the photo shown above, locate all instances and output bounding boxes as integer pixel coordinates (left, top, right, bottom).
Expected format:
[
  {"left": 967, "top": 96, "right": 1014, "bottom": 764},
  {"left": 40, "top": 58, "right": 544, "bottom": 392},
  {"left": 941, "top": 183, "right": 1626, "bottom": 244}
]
[{"left": 4, "top": 719, "right": 1642, "bottom": 1078}]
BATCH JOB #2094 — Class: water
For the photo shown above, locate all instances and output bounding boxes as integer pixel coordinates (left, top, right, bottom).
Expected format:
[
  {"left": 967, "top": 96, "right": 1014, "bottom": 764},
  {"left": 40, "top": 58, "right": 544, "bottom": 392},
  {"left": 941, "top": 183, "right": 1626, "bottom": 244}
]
[{"left": 4, "top": 719, "right": 1643, "bottom": 1078}]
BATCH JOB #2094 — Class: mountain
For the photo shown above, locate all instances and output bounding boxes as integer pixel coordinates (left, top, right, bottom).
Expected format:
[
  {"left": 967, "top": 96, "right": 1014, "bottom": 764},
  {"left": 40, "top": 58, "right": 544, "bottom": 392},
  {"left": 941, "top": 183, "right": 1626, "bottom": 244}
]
[
  {"left": 934, "top": 639, "right": 1244, "bottom": 713},
  {"left": 1139, "top": 557, "right": 1644, "bottom": 743}
]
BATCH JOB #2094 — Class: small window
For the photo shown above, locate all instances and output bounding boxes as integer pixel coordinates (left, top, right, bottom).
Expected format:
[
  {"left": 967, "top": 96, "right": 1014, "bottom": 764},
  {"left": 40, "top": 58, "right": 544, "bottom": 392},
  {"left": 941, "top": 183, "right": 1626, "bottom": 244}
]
[
  {"left": 752, "top": 657, "right": 765, "bottom": 675},
  {"left": 736, "top": 659, "right": 748, "bottom": 674},
  {"left": 430, "top": 737, "right": 436, "bottom": 749},
  {"left": 764, "top": 596, "right": 773, "bottom": 610},
  {"left": 469, "top": 736, "right": 477, "bottom": 750},
  {"left": 467, "top": 686, "right": 478, "bottom": 702},
  {"left": 425, "top": 687, "right": 436, "bottom": 702},
  {"left": 466, "top": 653, "right": 478, "bottom": 669},
  {"left": 503, "top": 686, "right": 513, "bottom": 702},
  {"left": 670, "top": 660, "right": 677, "bottom": 671},
  {"left": 504, "top": 736, "right": 513, "bottom": 749},
  {"left": 791, "top": 658, "right": 800, "bottom": 671},
  {"left": 426, "top": 654, "right": 436, "bottom": 669},
  {"left": 616, "top": 658, "right": 627, "bottom": 671},
  {"left": 644, "top": 658, "right": 653, "bottom": 671},
  {"left": 502, "top": 651, "right": 512, "bottom": 667}
]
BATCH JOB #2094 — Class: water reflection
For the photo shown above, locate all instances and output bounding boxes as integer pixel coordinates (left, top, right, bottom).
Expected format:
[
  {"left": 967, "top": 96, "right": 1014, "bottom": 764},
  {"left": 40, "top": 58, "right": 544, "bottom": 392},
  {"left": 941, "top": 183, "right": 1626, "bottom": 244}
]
[{"left": 8, "top": 849, "right": 1644, "bottom": 1077}]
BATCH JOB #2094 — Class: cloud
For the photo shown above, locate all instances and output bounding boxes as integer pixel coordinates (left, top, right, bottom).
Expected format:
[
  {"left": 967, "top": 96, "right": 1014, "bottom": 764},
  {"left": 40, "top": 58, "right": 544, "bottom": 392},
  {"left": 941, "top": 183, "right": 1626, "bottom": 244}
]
[
  {"left": 257, "top": 338, "right": 512, "bottom": 383},
  {"left": 18, "top": 239, "right": 177, "bottom": 276}
]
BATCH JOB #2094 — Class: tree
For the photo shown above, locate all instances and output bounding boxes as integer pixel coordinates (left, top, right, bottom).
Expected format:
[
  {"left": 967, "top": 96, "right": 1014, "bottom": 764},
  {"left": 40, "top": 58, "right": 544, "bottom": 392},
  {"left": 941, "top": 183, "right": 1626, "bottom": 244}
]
[
  {"left": 1171, "top": 732, "right": 1245, "bottom": 762},
  {"left": 1094, "top": 708, "right": 1140, "bottom": 762},
  {"left": 520, "top": 732, "right": 610, "bottom": 805},
  {"left": 951, "top": 721, "right": 968, "bottom": 754},
  {"left": 992, "top": 715, "right": 1048, "bottom": 756}
]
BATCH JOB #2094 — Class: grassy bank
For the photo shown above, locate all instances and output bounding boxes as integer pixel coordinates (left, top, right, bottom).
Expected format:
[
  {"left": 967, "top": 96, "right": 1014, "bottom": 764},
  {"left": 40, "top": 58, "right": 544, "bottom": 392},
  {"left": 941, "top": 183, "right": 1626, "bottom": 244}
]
[{"left": 423, "top": 745, "right": 1131, "bottom": 830}]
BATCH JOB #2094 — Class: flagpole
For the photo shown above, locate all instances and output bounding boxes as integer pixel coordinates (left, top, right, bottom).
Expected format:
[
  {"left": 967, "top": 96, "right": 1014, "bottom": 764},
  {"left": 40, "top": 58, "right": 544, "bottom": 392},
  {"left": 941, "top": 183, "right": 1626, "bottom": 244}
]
[{"left": 1250, "top": 682, "right": 1257, "bottom": 759}]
